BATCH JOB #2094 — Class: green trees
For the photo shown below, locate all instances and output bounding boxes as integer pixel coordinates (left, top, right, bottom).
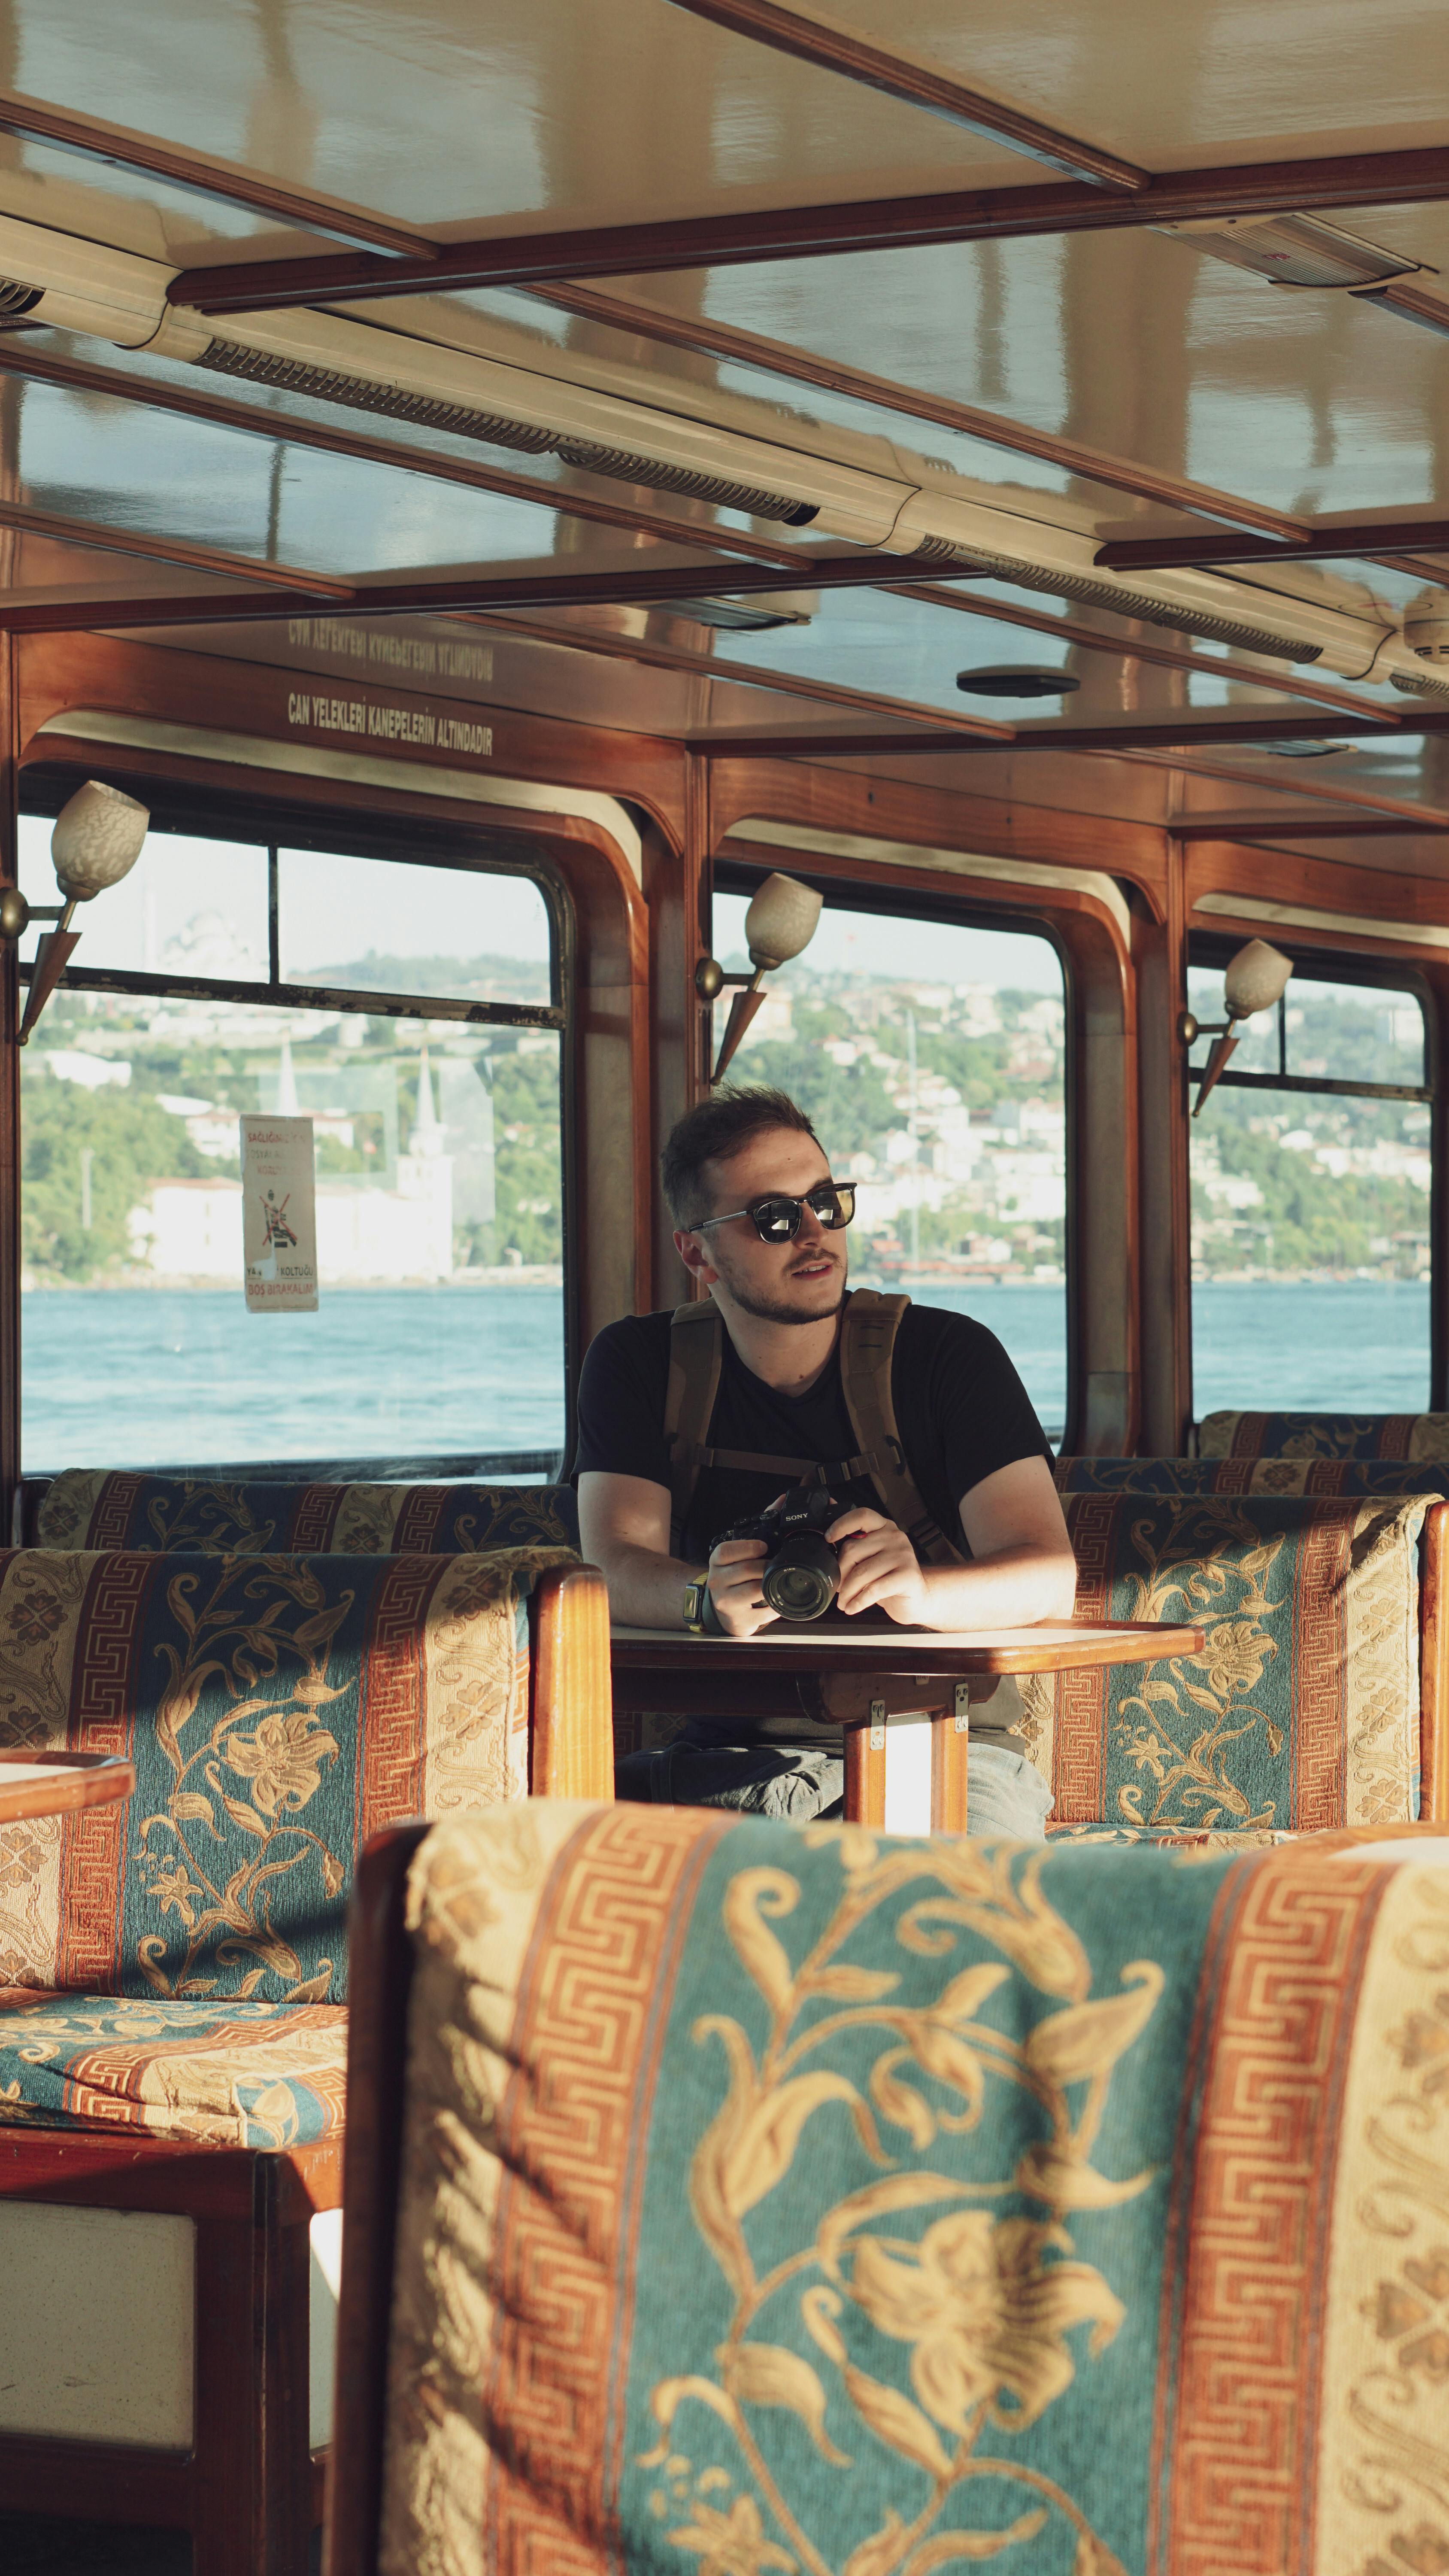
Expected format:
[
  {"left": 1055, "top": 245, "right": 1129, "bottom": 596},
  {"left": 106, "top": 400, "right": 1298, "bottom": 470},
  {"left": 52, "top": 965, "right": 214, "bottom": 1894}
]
[{"left": 23, "top": 1079, "right": 209, "bottom": 1282}]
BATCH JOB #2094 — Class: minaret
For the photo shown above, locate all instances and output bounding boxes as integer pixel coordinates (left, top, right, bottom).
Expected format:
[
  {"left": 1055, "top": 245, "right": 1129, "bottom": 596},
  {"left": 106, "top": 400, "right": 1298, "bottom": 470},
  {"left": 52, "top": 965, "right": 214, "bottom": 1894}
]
[
  {"left": 276, "top": 1036, "right": 300, "bottom": 1116},
  {"left": 409, "top": 1046, "right": 443, "bottom": 1156}
]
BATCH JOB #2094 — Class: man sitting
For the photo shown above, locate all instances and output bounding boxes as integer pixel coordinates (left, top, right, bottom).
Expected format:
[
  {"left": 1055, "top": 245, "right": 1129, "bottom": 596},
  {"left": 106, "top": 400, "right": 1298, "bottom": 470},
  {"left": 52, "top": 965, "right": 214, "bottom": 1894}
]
[{"left": 576, "top": 1085, "right": 1076, "bottom": 1836}]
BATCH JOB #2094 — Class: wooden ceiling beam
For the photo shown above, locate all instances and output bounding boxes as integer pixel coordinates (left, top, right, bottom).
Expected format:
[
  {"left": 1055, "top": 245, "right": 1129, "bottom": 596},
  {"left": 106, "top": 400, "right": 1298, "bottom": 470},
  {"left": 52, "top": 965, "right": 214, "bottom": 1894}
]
[
  {"left": 0, "top": 495, "right": 352, "bottom": 595},
  {"left": 658, "top": 0, "right": 1146, "bottom": 188},
  {"left": 1100, "top": 519, "right": 1449, "bottom": 570},
  {"left": 0, "top": 549, "right": 1007, "bottom": 639},
  {"left": 1173, "top": 811, "right": 1449, "bottom": 839},
  {"left": 688, "top": 709, "right": 1436, "bottom": 757},
  {"left": 0, "top": 92, "right": 437, "bottom": 257},
  {"left": 166, "top": 145, "right": 1449, "bottom": 314}
]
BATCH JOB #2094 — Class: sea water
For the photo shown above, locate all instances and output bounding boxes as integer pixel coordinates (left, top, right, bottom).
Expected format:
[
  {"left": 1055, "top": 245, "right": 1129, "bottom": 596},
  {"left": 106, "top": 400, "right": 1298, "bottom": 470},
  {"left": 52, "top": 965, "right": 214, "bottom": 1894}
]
[{"left": 18, "top": 1276, "right": 1434, "bottom": 1472}]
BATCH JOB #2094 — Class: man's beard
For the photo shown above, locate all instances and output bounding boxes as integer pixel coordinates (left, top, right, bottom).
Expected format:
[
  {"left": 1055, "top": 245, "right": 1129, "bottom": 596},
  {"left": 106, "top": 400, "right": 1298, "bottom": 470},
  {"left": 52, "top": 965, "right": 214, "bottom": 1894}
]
[{"left": 719, "top": 1261, "right": 846, "bottom": 1327}]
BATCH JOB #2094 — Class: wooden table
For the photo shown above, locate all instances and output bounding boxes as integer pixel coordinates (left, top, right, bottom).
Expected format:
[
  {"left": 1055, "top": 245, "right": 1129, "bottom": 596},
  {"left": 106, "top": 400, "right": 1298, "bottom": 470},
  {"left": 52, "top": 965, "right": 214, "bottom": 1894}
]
[
  {"left": 611, "top": 1619, "right": 1206, "bottom": 1832},
  {"left": 0, "top": 1749, "right": 137, "bottom": 1824}
]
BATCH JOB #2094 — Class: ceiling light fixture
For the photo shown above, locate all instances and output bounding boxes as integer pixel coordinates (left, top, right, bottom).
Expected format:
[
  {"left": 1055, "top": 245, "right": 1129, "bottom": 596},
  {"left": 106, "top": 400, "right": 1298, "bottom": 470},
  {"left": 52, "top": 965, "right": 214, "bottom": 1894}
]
[
  {"left": 955, "top": 665, "right": 1080, "bottom": 698},
  {"left": 1160, "top": 212, "right": 1424, "bottom": 291}
]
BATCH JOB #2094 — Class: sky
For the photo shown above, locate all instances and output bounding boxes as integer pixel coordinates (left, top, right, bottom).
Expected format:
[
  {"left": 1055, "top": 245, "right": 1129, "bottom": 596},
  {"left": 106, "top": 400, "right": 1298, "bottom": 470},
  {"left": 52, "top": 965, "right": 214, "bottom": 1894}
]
[
  {"left": 17, "top": 817, "right": 551, "bottom": 979},
  {"left": 713, "top": 890, "right": 1065, "bottom": 993}
]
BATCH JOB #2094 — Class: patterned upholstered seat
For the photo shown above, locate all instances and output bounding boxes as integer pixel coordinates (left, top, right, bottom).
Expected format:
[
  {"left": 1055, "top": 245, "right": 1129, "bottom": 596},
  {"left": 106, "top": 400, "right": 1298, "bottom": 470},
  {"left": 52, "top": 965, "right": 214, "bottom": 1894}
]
[
  {"left": 0, "top": 1542, "right": 572, "bottom": 2131},
  {"left": 332, "top": 1803, "right": 1449, "bottom": 2576},
  {"left": 31, "top": 1468, "right": 579, "bottom": 1555},
  {"left": 1022, "top": 1492, "right": 1430, "bottom": 1838},
  {"left": 0, "top": 1989, "right": 348, "bottom": 2145},
  {"left": 1199, "top": 1409, "right": 1449, "bottom": 1462},
  {"left": 1056, "top": 1452, "right": 1449, "bottom": 1498}
]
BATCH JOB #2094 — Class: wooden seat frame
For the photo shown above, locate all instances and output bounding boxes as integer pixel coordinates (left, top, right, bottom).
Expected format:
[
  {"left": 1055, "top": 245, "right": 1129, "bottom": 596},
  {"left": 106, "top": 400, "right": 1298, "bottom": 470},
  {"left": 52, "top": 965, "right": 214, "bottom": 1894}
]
[{"left": 0, "top": 1562, "right": 611, "bottom": 2576}]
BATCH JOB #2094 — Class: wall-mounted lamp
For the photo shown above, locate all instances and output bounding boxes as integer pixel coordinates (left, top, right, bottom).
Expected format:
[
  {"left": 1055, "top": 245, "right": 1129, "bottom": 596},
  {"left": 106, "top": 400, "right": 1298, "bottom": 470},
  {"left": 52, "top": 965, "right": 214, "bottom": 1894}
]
[
  {"left": 695, "top": 872, "right": 823, "bottom": 1084},
  {"left": 0, "top": 781, "right": 150, "bottom": 1042},
  {"left": 1176, "top": 937, "right": 1294, "bottom": 1116}
]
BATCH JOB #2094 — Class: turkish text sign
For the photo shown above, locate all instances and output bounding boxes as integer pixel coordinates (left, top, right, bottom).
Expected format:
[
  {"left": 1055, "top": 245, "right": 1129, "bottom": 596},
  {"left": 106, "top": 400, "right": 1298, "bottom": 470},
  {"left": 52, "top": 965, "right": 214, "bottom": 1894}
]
[{"left": 241, "top": 1115, "right": 318, "bottom": 1313}]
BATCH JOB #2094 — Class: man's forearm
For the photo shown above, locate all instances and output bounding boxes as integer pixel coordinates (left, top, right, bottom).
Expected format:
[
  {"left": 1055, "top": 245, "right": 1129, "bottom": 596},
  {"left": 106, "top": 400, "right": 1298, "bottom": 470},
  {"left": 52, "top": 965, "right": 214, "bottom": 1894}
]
[
  {"left": 595, "top": 1542, "right": 704, "bottom": 1631},
  {"left": 918, "top": 1543, "right": 1078, "bottom": 1632}
]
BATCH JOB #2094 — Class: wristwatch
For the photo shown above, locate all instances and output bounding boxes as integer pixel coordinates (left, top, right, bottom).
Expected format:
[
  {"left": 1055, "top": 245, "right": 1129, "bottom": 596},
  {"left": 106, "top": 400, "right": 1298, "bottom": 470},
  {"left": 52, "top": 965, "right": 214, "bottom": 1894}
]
[{"left": 683, "top": 1577, "right": 710, "bottom": 1635}]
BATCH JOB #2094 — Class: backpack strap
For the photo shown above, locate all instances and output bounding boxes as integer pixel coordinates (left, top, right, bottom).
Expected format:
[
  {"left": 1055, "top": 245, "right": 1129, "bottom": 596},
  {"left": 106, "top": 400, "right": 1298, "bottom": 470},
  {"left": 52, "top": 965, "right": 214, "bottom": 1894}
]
[
  {"left": 839, "top": 1290, "right": 964, "bottom": 1566},
  {"left": 664, "top": 1300, "right": 725, "bottom": 1556},
  {"left": 664, "top": 1300, "right": 874, "bottom": 1556}
]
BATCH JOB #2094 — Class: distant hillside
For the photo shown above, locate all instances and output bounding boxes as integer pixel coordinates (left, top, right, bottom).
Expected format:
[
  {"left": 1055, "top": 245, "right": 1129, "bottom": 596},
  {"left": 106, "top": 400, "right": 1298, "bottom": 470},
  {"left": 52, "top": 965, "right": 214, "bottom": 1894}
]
[{"left": 306, "top": 950, "right": 549, "bottom": 1001}]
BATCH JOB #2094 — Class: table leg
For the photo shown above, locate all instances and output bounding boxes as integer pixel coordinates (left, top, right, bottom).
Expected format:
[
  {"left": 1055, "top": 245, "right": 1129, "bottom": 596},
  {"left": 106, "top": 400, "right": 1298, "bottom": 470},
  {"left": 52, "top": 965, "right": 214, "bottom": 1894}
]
[
  {"left": 843, "top": 1702, "right": 888, "bottom": 1827},
  {"left": 930, "top": 1689, "right": 970, "bottom": 1835}
]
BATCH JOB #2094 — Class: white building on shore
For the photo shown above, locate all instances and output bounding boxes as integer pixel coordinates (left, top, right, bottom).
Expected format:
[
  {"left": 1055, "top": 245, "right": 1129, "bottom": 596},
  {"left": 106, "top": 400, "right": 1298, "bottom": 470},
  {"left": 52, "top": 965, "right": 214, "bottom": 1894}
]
[{"left": 129, "top": 1052, "right": 457, "bottom": 1285}]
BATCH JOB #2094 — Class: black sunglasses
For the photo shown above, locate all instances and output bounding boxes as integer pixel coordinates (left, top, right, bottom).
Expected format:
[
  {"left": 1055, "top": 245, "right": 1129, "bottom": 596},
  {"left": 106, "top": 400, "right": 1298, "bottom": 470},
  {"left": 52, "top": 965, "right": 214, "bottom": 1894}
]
[{"left": 697, "top": 1181, "right": 857, "bottom": 1244}]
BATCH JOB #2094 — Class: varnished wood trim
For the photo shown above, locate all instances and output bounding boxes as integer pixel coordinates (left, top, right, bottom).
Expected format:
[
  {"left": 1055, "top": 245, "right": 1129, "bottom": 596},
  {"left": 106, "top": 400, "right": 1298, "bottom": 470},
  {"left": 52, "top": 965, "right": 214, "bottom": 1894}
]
[
  {"left": 528, "top": 284, "right": 1307, "bottom": 542},
  {"left": 0, "top": 2433, "right": 193, "bottom": 2528},
  {"left": 843, "top": 1722, "right": 888, "bottom": 1827},
  {"left": 0, "top": 631, "right": 17, "bottom": 1521},
  {"left": 529, "top": 1565, "right": 614, "bottom": 1801},
  {"left": 0, "top": 91, "right": 437, "bottom": 256},
  {"left": 660, "top": 0, "right": 1146, "bottom": 188},
  {"left": 0, "top": 343, "right": 812, "bottom": 577},
  {"left": 1176, "top": 811, "right": 1449, "bottom": 841},
  {"left": 689, "top": 708, "right": 1422, "bottom": 760},
  {"left": 0, "top": 497, "right": 352, "bottom": 595},
  {"left": 327, "top": 1823, "right": 430, "bottom": 2576},
  {"left": 0, "top": 554, "right": 1024, "bottom": 642},
  {"left": 167, "top": 146, "right": 1449, "bottom": 313},
  {"left": 930, "top": 1713, "right": 970, "bottom": 1834},
  {"left": 1420, "top": 1503, "right": 1449, "bottom": 1825},
  {"left": 1100, "top": 517, "right": 1449, "bottom": 571}
]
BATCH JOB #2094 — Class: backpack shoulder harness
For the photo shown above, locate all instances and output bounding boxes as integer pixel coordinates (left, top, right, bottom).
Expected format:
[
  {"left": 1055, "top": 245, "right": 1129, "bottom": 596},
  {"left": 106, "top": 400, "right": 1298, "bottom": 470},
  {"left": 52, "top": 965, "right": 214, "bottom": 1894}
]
[{"left": 663, "top": 1288, "right": 963, "bottom": 1564}]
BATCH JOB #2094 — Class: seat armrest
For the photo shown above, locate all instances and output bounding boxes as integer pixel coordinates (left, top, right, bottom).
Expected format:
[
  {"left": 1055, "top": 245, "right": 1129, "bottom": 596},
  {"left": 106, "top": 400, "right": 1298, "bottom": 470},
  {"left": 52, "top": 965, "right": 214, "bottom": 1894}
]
[{"left": 528, "top": 1562, "right": 613, "bottom": 1801}]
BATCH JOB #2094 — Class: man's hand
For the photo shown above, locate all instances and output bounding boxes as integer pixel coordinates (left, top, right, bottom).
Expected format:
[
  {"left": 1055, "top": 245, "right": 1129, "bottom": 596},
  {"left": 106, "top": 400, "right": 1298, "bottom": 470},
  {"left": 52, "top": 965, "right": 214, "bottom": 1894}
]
[
  {"left": 828, "top": 1506, "right": 928, "bottom": 1624},
  {"left": 707, "top": 1534, "right": 777, "bottom": 1637}
]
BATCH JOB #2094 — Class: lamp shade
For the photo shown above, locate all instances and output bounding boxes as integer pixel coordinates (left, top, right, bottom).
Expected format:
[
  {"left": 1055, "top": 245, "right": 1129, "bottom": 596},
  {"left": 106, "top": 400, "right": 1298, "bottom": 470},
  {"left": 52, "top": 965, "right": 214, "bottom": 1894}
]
[
  {"left": 743, "top": 872, "right": 822, "bottom": 969},
  {"left": 50, "top": 780, "right": 149, "bottom": 902},
  {"left": 1224, "top": 937, "right": 1293, "bottom": 1019}
]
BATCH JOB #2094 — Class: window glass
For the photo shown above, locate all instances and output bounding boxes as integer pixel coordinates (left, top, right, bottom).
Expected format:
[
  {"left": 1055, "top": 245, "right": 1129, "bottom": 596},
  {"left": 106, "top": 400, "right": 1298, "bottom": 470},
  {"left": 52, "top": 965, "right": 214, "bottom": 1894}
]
[
  {"left": 17, "top": 815, "right": 269, "bottom": 977},
  {"left": 712, "top": 889, "right": 1067, "bottom": 1438},
  {"left": 20, "top": 840, "right": 564, "bottom": 1473},
  {"left": 278, "top": 848, "right": 551, "bottom": 1001},
  {"left": 1188, "top": 964, "right": 1431, "bottom": 1412}
]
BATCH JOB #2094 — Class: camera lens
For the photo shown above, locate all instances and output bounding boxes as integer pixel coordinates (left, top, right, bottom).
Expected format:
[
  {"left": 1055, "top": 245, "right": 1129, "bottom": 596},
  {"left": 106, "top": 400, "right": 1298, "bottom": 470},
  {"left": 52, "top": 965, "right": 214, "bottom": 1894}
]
[{"left": 761, "top": 1532, "right": 840, "bottom": 1622}]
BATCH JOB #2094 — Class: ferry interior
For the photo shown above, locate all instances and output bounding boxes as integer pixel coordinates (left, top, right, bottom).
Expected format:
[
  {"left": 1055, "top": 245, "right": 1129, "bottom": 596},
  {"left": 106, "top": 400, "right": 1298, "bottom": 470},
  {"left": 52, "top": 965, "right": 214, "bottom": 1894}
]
[{"left": 3, "top": 5, "right": 1449, "bottom": 2573}]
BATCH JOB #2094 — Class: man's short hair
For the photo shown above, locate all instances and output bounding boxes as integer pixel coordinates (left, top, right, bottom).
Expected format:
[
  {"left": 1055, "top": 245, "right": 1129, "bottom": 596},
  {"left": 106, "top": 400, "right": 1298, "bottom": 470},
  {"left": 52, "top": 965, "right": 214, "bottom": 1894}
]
[{"left": 661, "top": 1085, "right": 822, "bottom": 1227}]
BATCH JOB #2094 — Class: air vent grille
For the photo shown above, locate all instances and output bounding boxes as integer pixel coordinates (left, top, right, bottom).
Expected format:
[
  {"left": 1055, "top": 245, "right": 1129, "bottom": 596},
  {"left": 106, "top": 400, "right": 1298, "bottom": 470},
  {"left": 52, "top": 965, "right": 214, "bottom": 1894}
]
[
  {"left": 0, "top": 279, "right": 42, "bottom": 318},
  {"left": 1391, "top": 667, "right": 1449, "bottom": 702},
  {"left": 914, "top": 541, "right": 1325, "bottom": 663},
  {"left": 200, "top": 337, "right": 822, "bottom": 523},
  {"left": 555, "top": 439, "right": 818, "bottom": 524},
  {"left": 199, "top": 338, "right": 555, "bottom": 452}
]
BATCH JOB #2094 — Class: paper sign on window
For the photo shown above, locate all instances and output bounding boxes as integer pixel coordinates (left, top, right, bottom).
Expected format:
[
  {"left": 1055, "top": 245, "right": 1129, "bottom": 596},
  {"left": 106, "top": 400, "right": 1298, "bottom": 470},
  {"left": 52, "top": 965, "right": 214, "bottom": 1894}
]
[{"left": 241, "top": 1115, "right": 318, "bottom": 1312}]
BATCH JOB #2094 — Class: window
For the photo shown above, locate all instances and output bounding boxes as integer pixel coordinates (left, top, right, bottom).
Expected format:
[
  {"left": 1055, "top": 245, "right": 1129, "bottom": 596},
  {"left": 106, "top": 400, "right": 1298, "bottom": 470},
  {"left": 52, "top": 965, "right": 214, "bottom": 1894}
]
[
  {"left": 1187, "top": 946, "right": 1433, "bottom": 1413},
  {"left": 18, "top": 810, "right": 568, "bottom": 1474},
  {"left": 712, "top": 881, "right": 1068, "bottom": 1438}
]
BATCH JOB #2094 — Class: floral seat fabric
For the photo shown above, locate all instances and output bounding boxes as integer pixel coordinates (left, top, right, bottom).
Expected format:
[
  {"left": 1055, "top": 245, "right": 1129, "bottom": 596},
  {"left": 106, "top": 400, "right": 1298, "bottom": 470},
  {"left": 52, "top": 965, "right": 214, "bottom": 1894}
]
[
  {"left": 1021, "top": 1494, "right": 1427, "bottom": 1834},
  {"left": 1199, "top": 1410, "right": 1449, "bottom": 1463},
  {"left": 33, "top": 1470, "right": 579, "bottom": 1555},
  {"left": 0, "top": 1988, "right": 348, "bottom": 2145},
  {"left": 379, "top": 1801, "right": 1448, "bottom": 2576},
  {"left": 1055, "top": 1453, "right": 1449, "bottom": 1498},
  {"left": 0, "top": 1543, "right": 571, "bottom": 2022}
]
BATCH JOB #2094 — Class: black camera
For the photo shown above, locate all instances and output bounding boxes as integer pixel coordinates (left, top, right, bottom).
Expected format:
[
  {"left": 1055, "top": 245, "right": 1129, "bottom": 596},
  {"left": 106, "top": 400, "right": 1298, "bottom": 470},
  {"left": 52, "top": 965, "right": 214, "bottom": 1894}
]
[{"left": 719, "top": 1488, "right": 844, "bottom": 1622}]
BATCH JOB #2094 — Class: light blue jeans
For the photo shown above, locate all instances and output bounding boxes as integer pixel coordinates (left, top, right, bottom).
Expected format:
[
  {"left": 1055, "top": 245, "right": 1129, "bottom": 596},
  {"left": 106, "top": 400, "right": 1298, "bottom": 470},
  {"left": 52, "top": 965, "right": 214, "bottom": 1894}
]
[{"left": 615, "top": 1723, "right": 1055, "bottom": 1841}]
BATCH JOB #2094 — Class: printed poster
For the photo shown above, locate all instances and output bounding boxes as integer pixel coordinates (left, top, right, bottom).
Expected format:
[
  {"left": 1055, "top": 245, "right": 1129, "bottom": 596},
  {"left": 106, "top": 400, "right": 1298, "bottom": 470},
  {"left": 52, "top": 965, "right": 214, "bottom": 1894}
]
[{"left": 241, "top": 1115, "right": 318, "bottom": 1312}]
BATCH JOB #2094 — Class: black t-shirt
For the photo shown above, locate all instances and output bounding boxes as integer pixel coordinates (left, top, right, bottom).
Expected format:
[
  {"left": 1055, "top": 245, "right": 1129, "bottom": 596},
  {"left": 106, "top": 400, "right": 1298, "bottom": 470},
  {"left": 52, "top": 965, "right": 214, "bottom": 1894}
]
[{"left": 573, "top": 1297, "right": 1051, "bottom": 1563}]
